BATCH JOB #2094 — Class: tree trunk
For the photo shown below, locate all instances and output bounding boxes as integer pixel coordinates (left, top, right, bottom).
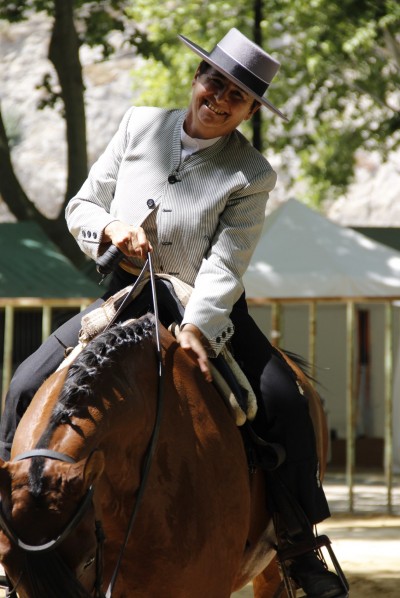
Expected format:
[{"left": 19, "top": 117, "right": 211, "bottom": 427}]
[
  {"left": 0, "top": 104, "right": 87, "bottom": 268},
  {"left": 0, "top": 105, "right": 38, "bottom": 221},
  {"left": 49, "top": 0, "right": 88, "bottom": 204},
  {"left": 252, "top": 0, "right": 263, "bottom": 152}
]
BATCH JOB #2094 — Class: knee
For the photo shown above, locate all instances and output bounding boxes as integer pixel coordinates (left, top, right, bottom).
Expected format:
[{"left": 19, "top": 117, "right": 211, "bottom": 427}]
[
  {"left": 4, "top": 361, "right": 42, "bottom": 417},
  {"left": 260, "top": 357, "right": 310, "bottom": 418}
]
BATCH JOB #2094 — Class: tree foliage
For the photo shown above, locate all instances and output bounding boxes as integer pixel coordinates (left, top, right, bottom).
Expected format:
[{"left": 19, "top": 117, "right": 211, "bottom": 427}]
[
  {"left": 0, "top": 0, "right": 399, "bottom": 268},
  {"left": 127, "top": 0, "right": 400, "bottom": 203},
  {"left": 0, "top": 0, "right": 143, "bottom": 266}
]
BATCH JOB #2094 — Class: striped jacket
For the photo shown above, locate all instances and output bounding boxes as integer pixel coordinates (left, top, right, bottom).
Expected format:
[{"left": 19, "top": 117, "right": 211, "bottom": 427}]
[{"left": 66, "top": 106, "right": 277, "bottom": 354}]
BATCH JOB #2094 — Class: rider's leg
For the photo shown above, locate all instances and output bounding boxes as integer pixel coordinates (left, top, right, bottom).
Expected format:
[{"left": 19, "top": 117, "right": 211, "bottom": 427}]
[{"left": 230, "top": 297, "right": 347, "bottom": 598}]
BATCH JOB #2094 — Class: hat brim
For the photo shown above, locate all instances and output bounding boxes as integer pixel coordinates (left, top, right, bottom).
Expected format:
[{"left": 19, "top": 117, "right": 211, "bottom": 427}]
[{"left": 178, "top": 34, "right": 289, "bottom": 122}]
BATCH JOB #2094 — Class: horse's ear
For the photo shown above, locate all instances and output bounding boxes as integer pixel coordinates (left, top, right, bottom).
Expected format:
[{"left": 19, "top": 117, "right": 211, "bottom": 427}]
[{"left": 82, "top": 449, "right": 105, "bottom": 488}]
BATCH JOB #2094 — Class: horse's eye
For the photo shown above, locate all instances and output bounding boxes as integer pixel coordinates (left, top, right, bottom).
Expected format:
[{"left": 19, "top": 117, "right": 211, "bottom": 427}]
[{"left": 83, "top": 556, "right": 95, "bottom": 570}]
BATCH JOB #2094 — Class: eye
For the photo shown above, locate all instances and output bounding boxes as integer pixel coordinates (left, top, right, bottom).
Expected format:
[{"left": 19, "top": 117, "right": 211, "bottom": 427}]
[
  {"left": 205, "top": 75, "right": 223, "bottom": 89},
  {"left": 83, "top": 556, "right": 95, "bottom": 570}
]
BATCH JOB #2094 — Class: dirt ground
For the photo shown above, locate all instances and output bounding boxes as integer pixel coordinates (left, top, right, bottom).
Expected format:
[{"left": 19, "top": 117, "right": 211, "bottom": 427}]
[
  {"left": 0, "top": 471, "right": 398, "bottom": 597},
  {"left": 233, "top": 470, "right": 400, "bottom": 597},
  {"left": 233, "top": 513, "right": 400, "bottom": 597}
]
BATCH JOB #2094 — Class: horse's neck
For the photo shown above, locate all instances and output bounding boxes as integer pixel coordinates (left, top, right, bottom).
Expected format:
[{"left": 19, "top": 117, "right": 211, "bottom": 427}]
[
  {"left": 56, "top": 341, "right": 161, "bottom": 463},
  {"left": 12, "top": 367, "right": 70, "bottom": 455}
]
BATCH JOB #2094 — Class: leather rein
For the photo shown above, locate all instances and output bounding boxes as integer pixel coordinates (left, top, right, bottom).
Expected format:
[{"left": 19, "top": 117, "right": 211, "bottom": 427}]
[{"left": 0, "top": 253, "right": 165, "bottom": 598}]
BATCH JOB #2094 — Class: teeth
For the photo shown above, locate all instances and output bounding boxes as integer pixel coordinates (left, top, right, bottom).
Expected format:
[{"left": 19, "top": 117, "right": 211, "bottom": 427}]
[{"left": 205, "top": 100, "right": 226, "bottom": 115}]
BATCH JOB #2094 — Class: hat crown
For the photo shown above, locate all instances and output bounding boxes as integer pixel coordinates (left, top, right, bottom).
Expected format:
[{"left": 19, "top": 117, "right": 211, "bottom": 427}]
[{"left": 215, "top": 28, "right": 280, "bottom": 85}]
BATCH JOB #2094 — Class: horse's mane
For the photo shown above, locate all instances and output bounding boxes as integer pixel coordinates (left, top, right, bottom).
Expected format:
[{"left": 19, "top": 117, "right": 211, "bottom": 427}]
[
  {"left": 55, "top": 315, "right": 155, "bottom": 417},
  {"left": 29, "top": 315, "right": 155, "bottom": 493}
]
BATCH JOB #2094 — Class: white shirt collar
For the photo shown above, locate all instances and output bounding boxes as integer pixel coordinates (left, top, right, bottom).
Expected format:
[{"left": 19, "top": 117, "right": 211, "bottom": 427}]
[{"left": 181, "top": 127, "right": 221, "bottom": 160}]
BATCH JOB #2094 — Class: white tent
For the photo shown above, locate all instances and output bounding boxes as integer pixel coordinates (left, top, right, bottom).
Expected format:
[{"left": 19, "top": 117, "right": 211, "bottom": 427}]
[
  {"left": 244, "top": 198, "right": 400, "bottom": 299},
  {"left": 243, "top": 199, "right": 400, "bottom": 491}
]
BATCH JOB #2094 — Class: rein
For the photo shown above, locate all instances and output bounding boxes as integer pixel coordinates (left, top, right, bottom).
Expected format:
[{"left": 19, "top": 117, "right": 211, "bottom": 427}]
[{"left": 105, "top": 252, "right": 165, "bottom": 597}]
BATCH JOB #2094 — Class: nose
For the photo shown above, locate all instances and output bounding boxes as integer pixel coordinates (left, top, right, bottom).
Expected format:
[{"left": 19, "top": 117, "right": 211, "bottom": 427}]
[{"left": 214, "top": 85, "right": 228, "bottom": 102}]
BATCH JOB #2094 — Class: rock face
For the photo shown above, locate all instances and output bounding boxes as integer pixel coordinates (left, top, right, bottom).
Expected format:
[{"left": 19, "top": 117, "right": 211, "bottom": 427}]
[
  {"left": 1, "top": 13, "right": 399, "bottom": 226},
  {"left": 0, "top": 12, "right": 136, "bottom": 220},
  {"left": 326, "top": 149, "right": 400, "bottom": 226}
]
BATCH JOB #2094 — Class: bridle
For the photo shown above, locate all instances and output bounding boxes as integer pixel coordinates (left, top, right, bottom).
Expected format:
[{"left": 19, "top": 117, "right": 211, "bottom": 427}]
[
  {"left": 0, "top": 449, "right": 104, "bottom": 598},
  {"left": 0, "top": 253, "right": 165, "bottom": 598}
]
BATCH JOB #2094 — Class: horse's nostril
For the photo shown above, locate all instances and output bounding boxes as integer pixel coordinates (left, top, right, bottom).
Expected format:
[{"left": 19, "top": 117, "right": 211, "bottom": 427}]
[{"left": 83, "top": 556, "right": 95, "bottom": 570}]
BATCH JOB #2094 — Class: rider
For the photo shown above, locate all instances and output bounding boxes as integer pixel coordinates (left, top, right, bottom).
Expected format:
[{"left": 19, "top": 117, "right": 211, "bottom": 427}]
[{"left": 0, "top": 28, "right": 347, "bottom": 597}]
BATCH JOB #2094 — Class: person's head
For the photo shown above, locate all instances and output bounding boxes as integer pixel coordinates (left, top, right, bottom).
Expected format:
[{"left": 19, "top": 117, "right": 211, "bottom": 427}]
[
  {"left": 185, "top": 61, "right": 262, "bottom": 139},
  {"left": 179, "top": 28, "right": 287, "bottom": 139}
]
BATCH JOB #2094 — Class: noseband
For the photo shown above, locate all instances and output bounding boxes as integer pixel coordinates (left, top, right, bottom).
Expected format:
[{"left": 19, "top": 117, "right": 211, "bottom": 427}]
[{"left": 0, "top": 449, "right": 105, "bottom": 598}]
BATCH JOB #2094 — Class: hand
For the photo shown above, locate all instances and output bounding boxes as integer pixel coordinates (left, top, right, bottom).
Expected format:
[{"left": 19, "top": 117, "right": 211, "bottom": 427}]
[
  {"left": 103, "top": 221, "right": 152, "bottom": 260},
  {"left": 177, "top": 324, "right": 212, "bottom": 382}
]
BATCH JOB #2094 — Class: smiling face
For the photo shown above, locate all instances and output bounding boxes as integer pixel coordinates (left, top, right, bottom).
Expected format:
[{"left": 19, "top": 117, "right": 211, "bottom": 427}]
[{"left": 184, "top": 65, "right": 260, "bottom": 139}]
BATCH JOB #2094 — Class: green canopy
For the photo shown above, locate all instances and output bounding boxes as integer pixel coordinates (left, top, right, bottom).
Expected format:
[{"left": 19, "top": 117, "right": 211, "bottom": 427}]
[{"left": 0, "top": 222, "right": 100, "bottom": 299}]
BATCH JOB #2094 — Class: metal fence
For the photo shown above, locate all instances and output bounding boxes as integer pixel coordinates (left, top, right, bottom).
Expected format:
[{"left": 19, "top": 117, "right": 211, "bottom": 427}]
[
  {"left": 1, "top": 295, "right": 398, "bottom": 513},
  {"left": 0, "top": 297, "right": 94, "bottom": 408}
]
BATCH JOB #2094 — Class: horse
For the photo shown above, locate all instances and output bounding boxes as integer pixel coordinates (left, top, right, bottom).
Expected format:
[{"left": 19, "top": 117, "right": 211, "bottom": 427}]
[{"left": 0, "top": 313, "right": 328, "bottom": 597}]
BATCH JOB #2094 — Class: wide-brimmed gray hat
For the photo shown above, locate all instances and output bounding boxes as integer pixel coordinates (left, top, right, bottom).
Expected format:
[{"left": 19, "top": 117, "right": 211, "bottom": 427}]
[{"left": 178, "top": 28, "right": 288, "bottom": 122}]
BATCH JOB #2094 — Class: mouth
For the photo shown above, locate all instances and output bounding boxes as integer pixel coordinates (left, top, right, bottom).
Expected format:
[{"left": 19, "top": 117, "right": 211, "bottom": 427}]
[{"left": 204, "top": 99, "right": 228, "bottom": 116}]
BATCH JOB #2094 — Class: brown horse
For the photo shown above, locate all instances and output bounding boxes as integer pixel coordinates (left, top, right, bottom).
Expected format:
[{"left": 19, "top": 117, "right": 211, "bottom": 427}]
[{"left": 0, "top": 314, "right": 328, "bottom": 597}]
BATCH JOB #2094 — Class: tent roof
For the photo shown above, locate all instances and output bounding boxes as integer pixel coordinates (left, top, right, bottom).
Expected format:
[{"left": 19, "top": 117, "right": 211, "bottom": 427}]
[
  {"left": 244, "top": 199, "right": 400, "bottom": 299},
  {"left": 0, "top": 222, "right": 100, "bottom": 299}
]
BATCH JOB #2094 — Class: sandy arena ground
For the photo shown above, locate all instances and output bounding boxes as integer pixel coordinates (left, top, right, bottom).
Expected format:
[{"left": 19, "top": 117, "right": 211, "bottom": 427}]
[
  {"left": 233, "top": 471, "right": 400, "bottom": 597},
  {"left": 0, "top": 471, "right": 398, "bottom": 597}
]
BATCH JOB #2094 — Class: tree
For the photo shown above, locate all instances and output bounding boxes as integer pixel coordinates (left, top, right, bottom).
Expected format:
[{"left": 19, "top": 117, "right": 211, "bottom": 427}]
[
  {"left": 127, "top": 0, "right": 400, "bottom": 203},
  {"left": 1, "top": 0, "right": 399, "bottom": 256},
  {"left": 125, "top": 0, "right": 271, "bottom": 146},
  {"left": 268, "top": 0, "right": 400, "bottom": 202},
  {"left": 0, "top": 0, "right": 147, "bottom": 266}
]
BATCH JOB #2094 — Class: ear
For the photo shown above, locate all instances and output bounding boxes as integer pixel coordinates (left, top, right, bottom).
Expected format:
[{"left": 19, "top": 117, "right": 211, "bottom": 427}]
[
  {"left": 192, "top": 64, "right": 202, "bottom": 85},
  {"left": 82, "top": 450, "right": 105, "bottom": 488},
  {"left": 245, "top": 101, "right": 261, "bottom": 121}
]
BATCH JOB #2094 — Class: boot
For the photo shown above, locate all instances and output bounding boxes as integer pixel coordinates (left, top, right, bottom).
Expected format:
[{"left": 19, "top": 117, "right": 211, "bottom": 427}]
[{"left": 289, "top": 550, "right": 348, "bottom": 598}]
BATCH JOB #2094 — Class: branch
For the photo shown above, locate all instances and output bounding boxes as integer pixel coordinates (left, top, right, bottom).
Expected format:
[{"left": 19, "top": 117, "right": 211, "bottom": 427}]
[
  {"left": 0, "top": 103, "right": 39, "bottom": 220},
  {"left": 382, "top": 25, "right": 400, "bottom": 72}
]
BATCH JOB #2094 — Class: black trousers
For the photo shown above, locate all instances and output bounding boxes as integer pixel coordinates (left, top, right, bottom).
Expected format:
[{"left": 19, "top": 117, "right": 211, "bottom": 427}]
[{"left": 0, "top": 267, "right": 330, "bottom": 524}]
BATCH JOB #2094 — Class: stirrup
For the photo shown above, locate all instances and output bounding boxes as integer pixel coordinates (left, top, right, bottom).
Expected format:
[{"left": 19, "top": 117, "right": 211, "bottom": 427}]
[{"left": 275, "top": 534, "right": 349, "bottom": 598}]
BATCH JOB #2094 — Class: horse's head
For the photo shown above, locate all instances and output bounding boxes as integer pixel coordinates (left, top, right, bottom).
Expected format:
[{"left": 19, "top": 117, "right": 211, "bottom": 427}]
[{"left": 0, "top": 450, "right": 105, "bottom": 598}]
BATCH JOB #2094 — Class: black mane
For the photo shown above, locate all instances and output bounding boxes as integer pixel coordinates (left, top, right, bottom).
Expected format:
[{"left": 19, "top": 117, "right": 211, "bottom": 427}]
[
  {"left": 54, "top": 315, "right": 155, "bottom": 417},
  {"left": 28, "top": 315, "right": 155, "bottom": 494}
]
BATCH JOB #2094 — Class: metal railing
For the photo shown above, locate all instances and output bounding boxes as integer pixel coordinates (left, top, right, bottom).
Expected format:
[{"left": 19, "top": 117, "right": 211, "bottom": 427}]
[{"left": 0, "top": 297, "right": 94, "bottom": 409}]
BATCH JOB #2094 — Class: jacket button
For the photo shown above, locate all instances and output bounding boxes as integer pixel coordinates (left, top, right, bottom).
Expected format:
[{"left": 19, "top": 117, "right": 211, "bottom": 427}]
[
  {"left": 147, "top": 199, "right": 155, "bottom": 208},
  {"left": 216, "top": 336, "right": 221, "bottom": 344},
  {"left": 168, "top": 174, "right": 178, "bottom": 184}
]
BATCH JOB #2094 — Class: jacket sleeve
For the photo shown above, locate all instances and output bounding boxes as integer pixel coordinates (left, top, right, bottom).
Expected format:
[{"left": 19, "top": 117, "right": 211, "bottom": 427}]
[
  {"left": 65, "top": 107, "right": 135, "bottom": 261},
  {"left": 181, "top": 166, "right": 277, "bottom": 356}
]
